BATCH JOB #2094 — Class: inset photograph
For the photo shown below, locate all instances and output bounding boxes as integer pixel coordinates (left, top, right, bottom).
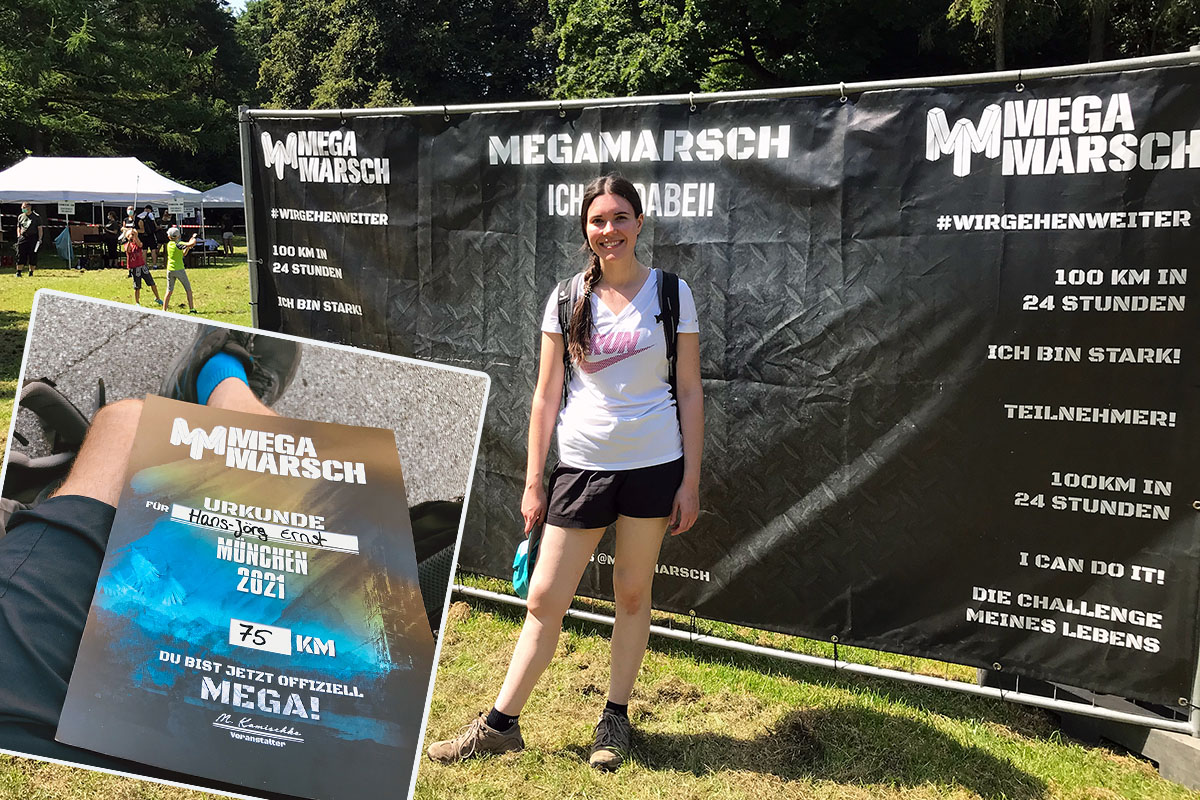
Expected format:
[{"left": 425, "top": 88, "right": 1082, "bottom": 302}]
[{"left": 0, "top": 290, "right": 489, "bottom": 800}]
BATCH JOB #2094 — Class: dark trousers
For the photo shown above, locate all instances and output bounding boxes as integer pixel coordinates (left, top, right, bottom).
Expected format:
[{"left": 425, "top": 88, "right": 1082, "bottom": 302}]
[{"left": 0, "top": 495, "right": 297, "bottom": 799}]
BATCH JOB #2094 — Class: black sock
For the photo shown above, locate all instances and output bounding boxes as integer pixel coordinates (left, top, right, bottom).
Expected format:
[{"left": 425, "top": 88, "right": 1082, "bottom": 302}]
[
  {"left": 486, "top": 707, "right": 519, "bottom": 732},
  {"left": 604, "top": 700, "right": 629, "bottom": 718}
]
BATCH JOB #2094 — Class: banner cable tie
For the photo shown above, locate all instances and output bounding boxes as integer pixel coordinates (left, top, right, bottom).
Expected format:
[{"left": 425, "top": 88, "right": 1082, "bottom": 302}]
[
  {"left": 688, "top": 92, "right": 696, "bottom": 113},
  {"left": 1016, "top": 70, "right": 1025, "bottom": 92},
  {"left": 558, "top": 101, "right": 565, "bottom": 119},
  {"left": 442, "top": 105, "right": 450, "bottom": 122},
  {"left": 839, "top": 82, "right": 847, "bottom": 103}
]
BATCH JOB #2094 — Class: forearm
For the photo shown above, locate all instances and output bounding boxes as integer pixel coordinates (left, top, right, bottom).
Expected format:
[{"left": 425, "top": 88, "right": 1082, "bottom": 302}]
[
  {"left": 677, "top": 386, "right": 704, "bottom": 486},
  {"left": 525, "top": 390, "right": 559, "bottom": 487}
]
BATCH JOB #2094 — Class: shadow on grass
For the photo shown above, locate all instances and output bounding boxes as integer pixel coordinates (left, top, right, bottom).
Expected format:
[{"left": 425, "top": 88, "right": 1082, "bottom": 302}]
[
  {"left": 468, "top": 594, "right": 1057, "bottom": 741},
  {"left": 590, "top": 706, "right": 1047, "bottom": 799}
]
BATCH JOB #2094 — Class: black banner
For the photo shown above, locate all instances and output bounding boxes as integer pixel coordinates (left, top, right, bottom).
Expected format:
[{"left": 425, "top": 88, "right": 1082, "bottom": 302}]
[{"left": 248, "top": 65, "right": 1200, "bottom": 704}]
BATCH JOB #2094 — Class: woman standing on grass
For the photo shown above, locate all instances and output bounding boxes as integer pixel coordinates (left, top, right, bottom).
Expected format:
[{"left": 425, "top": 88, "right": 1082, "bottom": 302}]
[{"left": 428, "top": 174, "right": 704, "bottom": 771}]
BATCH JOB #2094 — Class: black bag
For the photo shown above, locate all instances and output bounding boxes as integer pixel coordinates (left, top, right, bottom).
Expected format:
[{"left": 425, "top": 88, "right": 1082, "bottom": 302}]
[{"left": 139, "top": 214, "right": 157, "bottom": 239}]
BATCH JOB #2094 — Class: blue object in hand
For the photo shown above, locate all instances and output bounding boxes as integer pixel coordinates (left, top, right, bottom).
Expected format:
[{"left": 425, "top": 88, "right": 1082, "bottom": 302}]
[{"left": 512, "top": 527, "right": 542, "bottom": 600}]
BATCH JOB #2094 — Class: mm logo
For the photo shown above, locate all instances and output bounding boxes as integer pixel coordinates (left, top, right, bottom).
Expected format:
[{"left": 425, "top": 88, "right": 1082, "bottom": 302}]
[
  {"left": 261, "top": 132, "right": 298, "bottom": 179},
  {"left": 258, "top": 130, "right": 390, "bottom": 184},
  {"left": 926, "top": 105, "right": 1001, "bottom": 177},
  {"left": 170, "top": 418, "right": 226, "bottom": 460},
  {"left": 924, "top": 94, "right": 1200, "bottom": 177}
]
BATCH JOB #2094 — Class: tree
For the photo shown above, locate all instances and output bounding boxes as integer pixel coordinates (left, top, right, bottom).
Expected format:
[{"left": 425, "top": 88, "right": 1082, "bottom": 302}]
[
  {"left": 550, "top": 0, "right": 984, "bottom": 98},
  {"left": 0, "top": 0, "right": 255, "bottom": 186},
  {"left": 255, "top": 0, "right": 556, "bottom": 109},
  {"left": 948, "top": 0, "right": 1200, "bottom": 71},
  {"left": 948, "top": 0, "right": 1008, "bottom": 69}
]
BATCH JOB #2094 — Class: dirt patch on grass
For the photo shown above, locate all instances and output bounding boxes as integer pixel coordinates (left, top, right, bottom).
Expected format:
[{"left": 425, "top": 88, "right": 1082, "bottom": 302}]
[
  {"left": 445, "top": 601, "right": 471, "bottom": 625},
  {"left": 650, "top": 675, "right": 703, "bottom": 704},
  {"left": 761, "top": 709, "right": 825, "bottom": 769}
]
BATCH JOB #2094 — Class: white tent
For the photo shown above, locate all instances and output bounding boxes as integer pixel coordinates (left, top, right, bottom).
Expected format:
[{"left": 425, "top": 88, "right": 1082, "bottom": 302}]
[
  {"left": 0, "top": 156, "right": 201, "bottom": 204},
  {"left": 198, "top": 182, "right": 244, "bottom": 208}
]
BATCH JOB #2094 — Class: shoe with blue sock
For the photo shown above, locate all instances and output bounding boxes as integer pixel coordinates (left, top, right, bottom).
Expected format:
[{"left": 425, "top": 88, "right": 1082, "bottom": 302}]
[{"left": 160, "top": 326, "right": 300, "bottom": 406}]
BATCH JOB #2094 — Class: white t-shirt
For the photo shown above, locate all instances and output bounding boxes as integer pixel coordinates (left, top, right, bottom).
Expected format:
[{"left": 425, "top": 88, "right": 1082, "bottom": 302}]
[{"left": 541, "top": 268, "right": 699, "bottom": 470}]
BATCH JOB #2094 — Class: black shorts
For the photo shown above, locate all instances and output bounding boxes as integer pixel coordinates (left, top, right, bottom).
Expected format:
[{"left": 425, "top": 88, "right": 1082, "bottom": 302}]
[
  {"left": 0, "top": 495, "right": 303, "bottom": 799},
  {"left": 0, "top": 496, "right": 118, "bottom": 761},
  {"left": 130, "top": 265, "right": 155, "bottom": 289},
  {"left": 546, "top": 458, "right": 683, "bottom": 529},
  {"left": 15, "top": 239, "right": 37, "bottom": 266}
]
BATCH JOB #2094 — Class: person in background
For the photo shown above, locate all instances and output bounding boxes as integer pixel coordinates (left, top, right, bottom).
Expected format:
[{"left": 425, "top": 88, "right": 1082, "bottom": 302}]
[
  {"left": 138, "top": 205, "right": 159, "bottom": 268},
  {"left": 162, "top": 227, "right": 198, "bottom": 313},
  {"left": 124, "top": 228, "right": 162, "bottom": 307},
  {"left": 15, "top": 201, "right": 42, "bottom": 277},
  {"left": 101, "top": 211, "right": 121, "bottom": 269},
  {"left": 221, "top": 214, "right": 235, "bottom": 256},
  {"left": 157, "top": 212, "right": 175, "bottom": 256},
  {"left": 120, "top": 206, "right": 137, "bottom": 244}
]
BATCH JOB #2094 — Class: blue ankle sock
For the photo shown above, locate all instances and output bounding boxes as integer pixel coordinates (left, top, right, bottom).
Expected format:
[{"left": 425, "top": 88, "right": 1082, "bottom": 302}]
[{"left": 196, "top": 351, "right": 248, "bottom": 405}]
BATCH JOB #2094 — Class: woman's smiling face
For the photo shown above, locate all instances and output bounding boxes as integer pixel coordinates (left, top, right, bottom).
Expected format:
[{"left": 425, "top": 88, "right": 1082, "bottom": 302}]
[{"left": 585, "top": 191, "right": 643, "bottom": 263}]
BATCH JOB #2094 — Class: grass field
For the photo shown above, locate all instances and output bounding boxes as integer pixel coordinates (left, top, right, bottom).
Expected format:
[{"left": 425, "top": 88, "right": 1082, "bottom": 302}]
[
  {"left": 420, "top": 576, "right": 1200, "bottom": 800},
  {"left": 0, "top": 250, "right": 1196, "bottom": 799}
]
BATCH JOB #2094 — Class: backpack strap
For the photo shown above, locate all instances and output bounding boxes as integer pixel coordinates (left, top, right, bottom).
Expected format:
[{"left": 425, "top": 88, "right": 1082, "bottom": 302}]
[
  {"left": 556, "top": 274, "right": 579, "bottom": 410},
  {"left": 655, "top": 270, "right": 681, "bottom": 402}
]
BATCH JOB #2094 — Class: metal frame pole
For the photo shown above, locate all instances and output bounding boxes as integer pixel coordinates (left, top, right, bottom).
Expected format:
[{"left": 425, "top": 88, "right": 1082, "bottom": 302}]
[
  {"left": 246, "top": 50, "right": 1200, "bottom": 120},
  {"left": 454, "top": 585, "right": 1195, "bottom": 735},
  {"left": 237, "top": 104, "right": 261, "bottom": 328}
]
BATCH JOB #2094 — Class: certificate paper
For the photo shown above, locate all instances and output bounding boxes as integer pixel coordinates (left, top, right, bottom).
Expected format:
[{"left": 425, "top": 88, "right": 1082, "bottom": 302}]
[{"left": 57, "top": 396, "right": 434, "bottom": 800}]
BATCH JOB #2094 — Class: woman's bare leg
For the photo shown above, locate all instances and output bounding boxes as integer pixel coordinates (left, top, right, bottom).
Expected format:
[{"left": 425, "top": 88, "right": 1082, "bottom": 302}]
[
  {"left": 607, "top": 515, "right": 668, "bottom": 704},
  {"left": 492, "top": 524, "right": 605, "bottom": 715}
]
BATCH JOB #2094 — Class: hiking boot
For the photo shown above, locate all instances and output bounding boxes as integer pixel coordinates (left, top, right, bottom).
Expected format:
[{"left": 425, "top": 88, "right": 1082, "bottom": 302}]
[
  {"left": 160, "top": 327, "right": 300, "bottom": 407},
  {"left": 427, "top": 713, "right": 524, "bottom": 763},
  {"left": 5, "top": 378, "right": 91, "bottom": 506},
  {"left": 589, "top": 708, "right": 632, "bottom": 771},
  {"left": 231, "top": 331, "right": 300, "bottom": 406}
]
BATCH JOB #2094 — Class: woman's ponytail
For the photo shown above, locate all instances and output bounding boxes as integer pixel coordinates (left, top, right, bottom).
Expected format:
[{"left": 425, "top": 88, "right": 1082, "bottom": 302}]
[{"left": 567, "top": 253, "right": 603, "bottom": 365}]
